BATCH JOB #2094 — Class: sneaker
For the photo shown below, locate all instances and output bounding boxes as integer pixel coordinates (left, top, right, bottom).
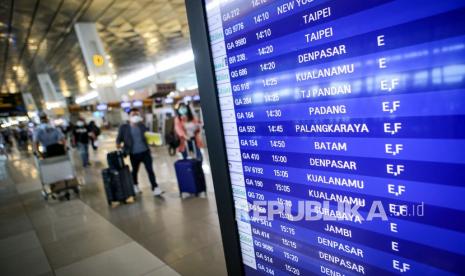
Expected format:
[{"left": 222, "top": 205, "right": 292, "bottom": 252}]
[
  {"left": 133, "top": 185, "right": 142, "bottom": 194},
  {"left": 152, "top": 187, "right": 164, "bottom": 196}
]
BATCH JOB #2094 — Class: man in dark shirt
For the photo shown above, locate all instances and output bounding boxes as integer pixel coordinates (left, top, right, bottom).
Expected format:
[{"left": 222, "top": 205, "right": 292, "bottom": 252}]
[
  {"left": 72, "top": 118, "right": 90, "bottom": 167},
  {"left": 116, "top": 108, "right": 163, "bottom": 196}
]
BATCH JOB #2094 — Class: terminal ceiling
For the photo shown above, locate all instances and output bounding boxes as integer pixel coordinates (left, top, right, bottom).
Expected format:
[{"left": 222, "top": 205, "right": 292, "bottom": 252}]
[{"left": 0, "top": 0, "right": 191, "bottom": 103}]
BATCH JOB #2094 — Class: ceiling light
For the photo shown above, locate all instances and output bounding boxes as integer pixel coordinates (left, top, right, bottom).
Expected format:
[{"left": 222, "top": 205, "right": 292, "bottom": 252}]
[
  {"left": 62, "top": 91, "right": 71, "bottom": 97},
  {"left": 154, "top": 50, "right": 194, "bottom": 73},
  {"left": 94, "top": 75, "right": 114, "bottom": 85},
  {"left": 114, "top": 49, "right": 194, "bottom": 89},
  {"left": 115, "top": 64, "right": 156, "bottom": 88},
  {"left": 88, "top": 75, "right": 114, "bottom": 88},
  {"left": 75, "top": 91, "right": 98, "bottom": 104},
  {"left": 45, "top": 101, "right": 65, "bottom": 110},
  {"left": 53, "top": 118, "right": 64, "bottom": 126}
]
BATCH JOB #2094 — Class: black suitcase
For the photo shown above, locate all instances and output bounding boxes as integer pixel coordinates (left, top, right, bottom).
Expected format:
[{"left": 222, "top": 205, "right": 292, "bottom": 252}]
[
  {"left": 45, "top": 143, "right": 66, "bottom": 158},
  {"left": 102, "top": 165, "right": 135, "bottom": 205},
  {"left": 107, "top": 150, "right": 125, "bottom": 170},
  {"left": 174, "top": 159, "right": 206, "bottom": 196}
]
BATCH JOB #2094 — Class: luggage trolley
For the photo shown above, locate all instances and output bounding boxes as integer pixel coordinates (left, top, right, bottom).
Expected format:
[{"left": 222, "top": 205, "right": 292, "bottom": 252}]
[{"left": 35, "top": 153, "right": 80, "bottom": 200}]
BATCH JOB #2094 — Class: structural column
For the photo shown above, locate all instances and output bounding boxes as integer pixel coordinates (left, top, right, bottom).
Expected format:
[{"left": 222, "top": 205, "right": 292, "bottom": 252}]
[
  {"left": 74, "top": 23, "right": 117, "bottom": 103},
  {"left": 37, "top": 73, "right": 66, "bottom": 115}
]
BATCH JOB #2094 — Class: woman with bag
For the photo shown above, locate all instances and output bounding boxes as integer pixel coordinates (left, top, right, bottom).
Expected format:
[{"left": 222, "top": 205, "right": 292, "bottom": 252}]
[{"left": 174, "top": 103, "right": 204, "bottom": 161}]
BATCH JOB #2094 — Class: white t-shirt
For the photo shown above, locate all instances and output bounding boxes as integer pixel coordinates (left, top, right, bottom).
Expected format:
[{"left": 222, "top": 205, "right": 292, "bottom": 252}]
[{"left": 184, "top": 122, "right": 197, "bottom": 139}]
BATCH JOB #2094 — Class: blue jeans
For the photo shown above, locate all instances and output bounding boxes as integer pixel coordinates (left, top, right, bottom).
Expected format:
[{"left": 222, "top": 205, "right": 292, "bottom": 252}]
[
  {"left": 77, "top": 143, "right": 89, "bottom": 166},
  {"left": 182, "top": 139, "right": 203, "bottom": 162}
]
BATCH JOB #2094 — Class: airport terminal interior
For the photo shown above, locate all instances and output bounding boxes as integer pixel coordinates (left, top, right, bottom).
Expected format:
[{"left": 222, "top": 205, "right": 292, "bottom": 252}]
[
  {"left": 1, "top": 0, "right": 465, "bottom": 276},
  {"left": 0, "top": 1, "right": 224, "bottom": 275}
]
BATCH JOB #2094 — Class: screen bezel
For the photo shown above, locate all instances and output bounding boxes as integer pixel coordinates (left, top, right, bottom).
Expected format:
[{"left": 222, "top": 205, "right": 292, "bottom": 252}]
[{"left": 185, "top": 1, "right": 245, "bottom": 275}]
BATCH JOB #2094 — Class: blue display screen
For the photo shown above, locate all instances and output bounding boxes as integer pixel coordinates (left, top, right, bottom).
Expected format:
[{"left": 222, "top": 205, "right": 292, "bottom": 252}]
[{"left": 204, "top": 1, "right": 465, "bottom": 275}]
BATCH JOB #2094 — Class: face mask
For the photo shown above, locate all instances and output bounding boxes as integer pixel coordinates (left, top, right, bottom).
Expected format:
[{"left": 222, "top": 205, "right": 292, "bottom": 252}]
[
  {"left": 178, "top": 107, "right": 188, "bottom": 115},
  {"left": 130, "top": 115, "right": 141, "bottom": 123},
  {"left": 76, "top": 121, "right": 84, "bottom": 127}
]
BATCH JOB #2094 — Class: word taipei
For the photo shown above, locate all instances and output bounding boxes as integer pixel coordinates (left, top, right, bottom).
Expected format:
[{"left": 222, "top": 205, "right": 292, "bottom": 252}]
[{"left": 251, "top": 200, "right": 389, "bottom": 223}]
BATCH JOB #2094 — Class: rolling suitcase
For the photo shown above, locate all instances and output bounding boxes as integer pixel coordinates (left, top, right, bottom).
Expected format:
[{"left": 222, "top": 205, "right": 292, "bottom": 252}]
[
  {"left": 174, "top": 158, "right": 206, "bottom": 197},
  {"left": 102, "top": 165, "right": 135, "bottom": 205},
  {"left": 107, "top": 150, "right": 125, "bottom": 170}
]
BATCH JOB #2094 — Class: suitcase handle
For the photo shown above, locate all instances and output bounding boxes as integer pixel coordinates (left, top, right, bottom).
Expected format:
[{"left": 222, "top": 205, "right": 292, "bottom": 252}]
[{"left": 183, "top": 139, "right": 198, "bottom": 160}]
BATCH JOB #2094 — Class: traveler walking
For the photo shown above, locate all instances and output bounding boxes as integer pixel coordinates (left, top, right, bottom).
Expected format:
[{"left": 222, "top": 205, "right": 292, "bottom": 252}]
[
  {"left": 72, "top": 118, "right": 91, "bottom": 167},
  {"left": 174, "top": 103, "right": 204, "bottom": 161},
  {"left": 116, "top": 108, "right": 163, "bottom": 196}
]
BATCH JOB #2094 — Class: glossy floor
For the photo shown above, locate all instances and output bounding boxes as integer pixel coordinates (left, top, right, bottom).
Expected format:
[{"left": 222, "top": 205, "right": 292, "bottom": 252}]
[{"left": 0, "top": 131, "right": 227, "bottom": 276}]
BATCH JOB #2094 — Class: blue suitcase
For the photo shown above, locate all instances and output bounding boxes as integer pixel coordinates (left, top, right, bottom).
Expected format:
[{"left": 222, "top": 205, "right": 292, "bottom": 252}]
[{"left": 174, "top": 159, "right": 206, "bottom": 196}]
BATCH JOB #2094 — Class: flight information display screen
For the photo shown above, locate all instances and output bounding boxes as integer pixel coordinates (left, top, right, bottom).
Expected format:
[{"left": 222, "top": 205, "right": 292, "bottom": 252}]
[{"left": 204, "top": 1, "right": 465, "bottom": 275}]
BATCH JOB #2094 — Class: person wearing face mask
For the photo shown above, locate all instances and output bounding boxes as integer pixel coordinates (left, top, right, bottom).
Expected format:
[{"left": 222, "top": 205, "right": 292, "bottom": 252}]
[
  {"left": 72, "top": 118, "right": 91, "bottom": 167},
  {"left": 116, "top": 108, "right": 163, "bottom": 196},
  {"left": 33, "top": 112, "right": 66, "bottom": 157},
  {"left": 174, "top": 102, "right": 204, "bottom": 161}
]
